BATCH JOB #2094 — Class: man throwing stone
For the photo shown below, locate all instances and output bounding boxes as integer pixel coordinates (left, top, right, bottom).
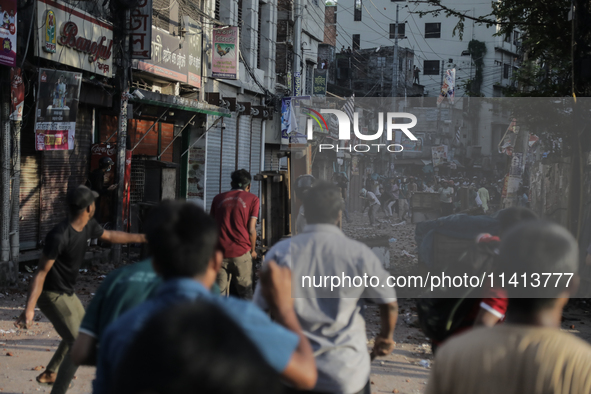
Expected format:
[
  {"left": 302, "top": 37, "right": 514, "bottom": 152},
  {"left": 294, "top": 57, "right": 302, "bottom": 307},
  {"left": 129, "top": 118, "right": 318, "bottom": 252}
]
[{"left": 15, "top": 185, "right": 146, "bottom": 394}]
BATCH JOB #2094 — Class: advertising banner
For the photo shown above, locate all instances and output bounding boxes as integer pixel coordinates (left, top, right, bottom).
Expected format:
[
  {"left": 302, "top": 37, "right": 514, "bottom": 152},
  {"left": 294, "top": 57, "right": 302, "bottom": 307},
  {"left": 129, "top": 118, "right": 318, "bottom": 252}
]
[
  {"left": 0, "top": 0, "right": 16, "bottom": 66},
  {"left": 36, "top": 0, "right": 113, "bottom": 77},
  {"left": 212, "top": 27, "right": 238, "bottom": 79},
  {"left": 313, "top": 69, "right": 327, "bottom": 96},
  {"left": 135, "top": 27, "right": 187, "bottom": 83},
  {"left": 437, "top": 68, "right": 455, "bottom": 106},
  {"left": 35, "top": 69, "right": 82, "bottom": 151},
  {"left": 184, "top": 16, "right": 202, "bottom": 88},
  {"left": 431, "top": 145, "right": 448, "bottom": 167},
  {"left": 10, "top": 67, "right": 23, "bottom": 121},
  {"left": 129, "top": 0, "right": 152, "bottom": 59},
  {"left": 401, "top": 134, "right": 424, "bottom": 152}
]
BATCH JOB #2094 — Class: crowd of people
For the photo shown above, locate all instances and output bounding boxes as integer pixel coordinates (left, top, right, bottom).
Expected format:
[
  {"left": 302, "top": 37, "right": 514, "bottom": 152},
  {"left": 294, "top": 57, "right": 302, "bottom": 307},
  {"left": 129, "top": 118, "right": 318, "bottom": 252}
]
[
  {"left": 358, "top": 172, "right": 519, "bottom": 226},
  {"left": 11, "top": 168, "right": 591, "bottom": 394}
]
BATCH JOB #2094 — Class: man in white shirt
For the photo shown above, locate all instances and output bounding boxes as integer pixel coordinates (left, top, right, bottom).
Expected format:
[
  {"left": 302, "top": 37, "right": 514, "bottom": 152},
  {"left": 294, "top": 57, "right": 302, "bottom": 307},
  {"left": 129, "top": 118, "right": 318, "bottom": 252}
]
[{"left": 360, "top": 188, "right": 381, "bottom": 226}]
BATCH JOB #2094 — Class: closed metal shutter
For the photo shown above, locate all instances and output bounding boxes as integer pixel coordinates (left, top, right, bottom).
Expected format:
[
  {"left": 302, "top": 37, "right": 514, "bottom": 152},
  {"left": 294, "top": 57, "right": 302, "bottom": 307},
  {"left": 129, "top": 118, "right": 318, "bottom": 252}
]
[
  {"left": 220, "top": 116, "right": 236, "bottom": 192},
  {"left": 205, "top": 119, "right": 222, "bottom": 210},
  {"left": 19, "top": 155, "right": 41, "bottom": 250},
  {"left": 40, "top": 106, "right": 93, "bottom": 240},
  {"left": 237, "top": 115, "right": 251, "bottom": 172},
  {"left": 249, "top": 118, "right": 262, "bottom": 197}
]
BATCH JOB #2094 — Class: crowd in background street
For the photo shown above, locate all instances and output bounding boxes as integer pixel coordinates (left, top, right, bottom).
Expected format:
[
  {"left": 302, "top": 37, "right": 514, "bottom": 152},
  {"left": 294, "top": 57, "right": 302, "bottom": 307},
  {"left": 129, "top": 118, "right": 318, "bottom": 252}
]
[{"left": 9, "top": 167, "right": 591, "bottom": 394}]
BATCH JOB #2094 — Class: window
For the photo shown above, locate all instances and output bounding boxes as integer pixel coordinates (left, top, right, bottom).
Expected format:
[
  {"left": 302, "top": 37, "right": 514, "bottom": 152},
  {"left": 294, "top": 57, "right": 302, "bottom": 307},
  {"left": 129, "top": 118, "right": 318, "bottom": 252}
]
[
  {"left": 425, "top": 23, "right": 440, "bottom": 39},
  {"left": 504, "top": 32, "right": 510, "bottom": 43},
  {"left": 305, "top": 62, "right": 314, "bottom": 95},
  {"left": 513, "top": 31, "right": 520, "bottom": 46},
  {"left": 354, "top": 0, "right": 362, "bottom": 21},
  {"left": 214, "top": 0, "right": 220, "bottom": 20},
  {"left": 503, "top": 63, "right": 510, "bottom": 79},
  {"left": 423, "top": 60, "right": 440, "bottom": 75},
  {"left": 389, "top": 23, "right": 405, "bottom": 39},
  {"left": 377, "top": 57, "right": 386, "bottom": 68},
  {"left": 352, "top": 34, "right": 360, "bottom": 50}
]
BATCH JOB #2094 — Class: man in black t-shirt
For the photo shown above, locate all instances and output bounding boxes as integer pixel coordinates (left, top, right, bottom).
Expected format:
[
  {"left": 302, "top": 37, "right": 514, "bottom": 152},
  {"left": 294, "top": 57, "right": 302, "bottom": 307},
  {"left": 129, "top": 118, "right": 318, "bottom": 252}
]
[{"left": 15, "top": 185, "right": 146, "bottom": 394}]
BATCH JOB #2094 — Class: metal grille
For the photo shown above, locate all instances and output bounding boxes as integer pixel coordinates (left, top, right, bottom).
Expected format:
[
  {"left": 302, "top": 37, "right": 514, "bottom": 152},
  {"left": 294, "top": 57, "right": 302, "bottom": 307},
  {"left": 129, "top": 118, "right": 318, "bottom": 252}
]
[{"left": 130, "top": 159, "right": 145, "bottom": 203}]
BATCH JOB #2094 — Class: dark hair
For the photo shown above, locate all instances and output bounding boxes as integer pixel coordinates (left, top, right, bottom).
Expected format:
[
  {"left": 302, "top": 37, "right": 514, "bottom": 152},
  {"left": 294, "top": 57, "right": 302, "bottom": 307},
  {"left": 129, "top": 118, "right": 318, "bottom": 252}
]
[
  {"left": 499, "top": 221, "right": 578, "bottom": 301},
  {"left": 68, "top": 204, "right": 86, "bottom": 219},
  {"left": 145, "top": 200, "right": 218, "bottom": 279},
  {"left": 231, "top": 169, "right": 252, "bottom": 189},
  {"left": 113, "top": 302, "right": 283, "bottom": 394},
  {"left": 303, "top": 181, "right": 344, "bottom": 225},
  {"left": 497, "top": 207, "right": 538, "bottom": 236}
]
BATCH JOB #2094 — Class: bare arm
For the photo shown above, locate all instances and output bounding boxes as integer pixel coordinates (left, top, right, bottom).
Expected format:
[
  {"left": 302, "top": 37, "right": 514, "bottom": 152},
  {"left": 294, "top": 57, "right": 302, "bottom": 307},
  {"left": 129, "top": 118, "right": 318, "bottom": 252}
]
[
  {"left": 261, "top": 261, "right": 317, "bottom": 390},
  {"left": 474, "top": 307, "right": 501, "bottom": 327},
  {"left": 248, "top": 217, "right": 257, "bottom": 259},
  {"left": 15, "top": 255, "right": 55, "bottom": 329},
  {"left": 71, "top": 333, "right": 97, "bottom": 366},
  {"left": 372, "top": 301, "right": 398, "bottom": 358},
  {"left": 100, "top": 230, "right": 146, "bottom": 244}
]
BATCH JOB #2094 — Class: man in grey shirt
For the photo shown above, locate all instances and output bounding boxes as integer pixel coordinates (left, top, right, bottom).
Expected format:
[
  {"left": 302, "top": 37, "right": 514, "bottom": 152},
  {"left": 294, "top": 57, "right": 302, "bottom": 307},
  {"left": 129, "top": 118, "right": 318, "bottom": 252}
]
[{"left": 254, "top": 182, "right": 398, "bottom": 394}]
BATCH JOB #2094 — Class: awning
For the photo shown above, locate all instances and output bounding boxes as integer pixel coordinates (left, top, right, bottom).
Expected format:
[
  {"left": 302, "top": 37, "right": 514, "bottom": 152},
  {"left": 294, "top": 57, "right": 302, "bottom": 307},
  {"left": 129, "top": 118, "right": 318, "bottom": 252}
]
[
  {"left": 394, "top": 159, "right": 428, "bottom": 165},
  {"left": 130, "top": 89, "right": 231, "bottom": 118}
]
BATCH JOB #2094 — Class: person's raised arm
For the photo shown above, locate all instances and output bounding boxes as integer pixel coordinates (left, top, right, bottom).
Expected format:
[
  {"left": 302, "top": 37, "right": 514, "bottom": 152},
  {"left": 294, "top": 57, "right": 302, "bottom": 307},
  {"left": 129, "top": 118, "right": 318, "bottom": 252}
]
[
  {"left": 371, "top": 301, "right": 398, "bottom": 359},
  {"left": 15, "top": 254, "right": 55, "bottom": 329},
  {"left": 248, "top": 217, "right": 257, "bottom": 260},
  {"left": 100, "top": 230, "right": 146, "bottom": 244},
  {"left": 261, "top": 261, "right": 317, "bottom": 390}
]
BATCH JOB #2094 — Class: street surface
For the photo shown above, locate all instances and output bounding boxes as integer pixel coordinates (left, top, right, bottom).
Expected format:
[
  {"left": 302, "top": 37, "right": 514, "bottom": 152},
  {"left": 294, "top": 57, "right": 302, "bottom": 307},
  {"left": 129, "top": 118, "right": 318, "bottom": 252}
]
[{"left": 1, "top": 212, "right": 590, "bottom": 394}]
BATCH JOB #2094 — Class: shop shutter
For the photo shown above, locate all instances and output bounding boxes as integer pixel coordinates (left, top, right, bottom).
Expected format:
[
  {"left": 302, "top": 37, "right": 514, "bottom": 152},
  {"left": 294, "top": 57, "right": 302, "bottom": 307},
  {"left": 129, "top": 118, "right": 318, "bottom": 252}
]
[
  {"left": 237, "top": 115, "right": 251, "bottom": 172},
  {"left": 205, "top": 122, "right": 222, "bottom": 211},
  {"left": 19, "top": 155, "right": 41, "bottom": 250},
  {"left": 220, "top": 116, "right": 236, "bottom": 192},
  {"left": 40, "top": 106, "right": 93, "bottom": 240},
  {"left": 249, "top": 118, "right": 262, "bottom": 198}
]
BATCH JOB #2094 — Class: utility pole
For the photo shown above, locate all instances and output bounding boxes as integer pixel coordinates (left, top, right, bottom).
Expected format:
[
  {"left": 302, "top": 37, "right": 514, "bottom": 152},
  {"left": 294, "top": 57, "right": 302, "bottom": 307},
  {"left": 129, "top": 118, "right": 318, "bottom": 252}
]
[
  {"left": 0, "top": 70, "right": 10, "bottom": 264},
  {"left": 113, "top": 9, "right": 132, "bottom": 265},
  {"left": 293, "top": 0, "right": 302, "bottom": 96},
  {"left": 390, "top": 4, "right": 399, "bottom": 98},
  {"left": 436, "top": 59, "right": 444, "bottom": 133}
]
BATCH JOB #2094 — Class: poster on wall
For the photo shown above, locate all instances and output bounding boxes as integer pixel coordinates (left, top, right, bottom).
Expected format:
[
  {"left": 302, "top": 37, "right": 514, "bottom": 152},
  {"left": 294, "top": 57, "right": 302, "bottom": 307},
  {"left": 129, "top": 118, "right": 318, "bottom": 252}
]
[
  {"left": 401, "top": 134, "right": 424, "bottom": 152},
  {"left": 35, "top": 69, "right": 82, "bottom": 151},
  {"left": 10, "top": 67, "right": 23, "bottom": 121},
  {"left": 212, "top": 26, "right": 238, "bottom": 79},
  {"left": 0, "top": 0, "right": 16, "bottom": 66},
  {"left": 184, "top": 16, "right": 202, "bottom": 88},
  {"left": 509, "top": 152, "right": 524, "bottom": 177},
  {"left": 431, "top": 145, "right": 448, "bottom": 167}
]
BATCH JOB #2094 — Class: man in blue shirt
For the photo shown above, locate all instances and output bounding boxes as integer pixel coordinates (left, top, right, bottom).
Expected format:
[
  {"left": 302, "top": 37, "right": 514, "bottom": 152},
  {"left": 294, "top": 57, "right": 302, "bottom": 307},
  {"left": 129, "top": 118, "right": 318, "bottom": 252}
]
[{"left": 94, "top": 200, "right": 317, "bottom": 394}]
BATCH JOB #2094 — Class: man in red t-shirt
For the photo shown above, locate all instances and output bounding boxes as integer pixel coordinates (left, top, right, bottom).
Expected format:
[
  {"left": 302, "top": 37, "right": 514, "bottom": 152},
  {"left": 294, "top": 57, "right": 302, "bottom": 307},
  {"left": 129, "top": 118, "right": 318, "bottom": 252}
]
[{"left": 210, "top": 169, "right": 259, "bottom": 299}]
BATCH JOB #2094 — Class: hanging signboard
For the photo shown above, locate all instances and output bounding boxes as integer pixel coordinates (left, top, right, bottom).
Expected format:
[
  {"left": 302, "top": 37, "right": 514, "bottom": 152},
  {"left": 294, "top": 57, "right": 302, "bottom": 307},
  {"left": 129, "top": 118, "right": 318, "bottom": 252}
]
[
  {"left": 437, "top": 68, "right": 455, "bottom": 106},
  {"left": 184, "top": 16, "right": 202, "bottom": 88},
  {"left": 35, "top": 69, "right": 82, "bottom": 151},
  {"left": 212, "top": 26, "right": 238, "bottom": 79},
  {"left": 10, "top": 67, "right": 23, "bottom": 121},
  {"left": 36, "top": 0, "right": 113, "bottom": 77},
  {"left": 431, "top": 145, "right": 448, "bottom": 167},
  {"left": 135, "top": 27, "right": 187, "bottom": 83},
  {"left": 313, "top": 69, "right": 327, "bottom": 96},
  {"left": 0, "top": 0, "right": 17, "bottom": 66},
  {"left": 129, "top": 0, "right": 152, "bottom": 59}
]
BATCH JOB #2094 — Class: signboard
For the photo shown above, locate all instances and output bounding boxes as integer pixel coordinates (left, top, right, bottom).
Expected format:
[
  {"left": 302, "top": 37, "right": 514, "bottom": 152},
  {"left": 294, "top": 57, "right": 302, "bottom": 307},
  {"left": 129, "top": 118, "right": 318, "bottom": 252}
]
[
  {"left": 509, "top": 152, "right": 524, "bottom": 177},
  {"left": 212, "top": 26, "right": 238, "bottom": 79},
  {"left": 437, "top": 68, "right": 455, "bottom": 106},
  {"left": 401, "top": 134, "right": 424, "bottom": 152},
  {"left": 10, "top": 67, "right": 23, "bottom": 121},
  {"left": 36, "top": 0, "right": 113, "bottom": 77},
  {"left": 184, "top": 16, "right": 202, "bottom": 88},
  {"left": 0, "top": 0, "right": 17, "bottom": 66},
  {"left": 35, "top": 69, "right": 82, "bottom": 151},
  {"left": 431, "top": 145, "right": 448, "bottom": 167},
  {"left": 313, "top": 69, "right": 327, "bottom": 96},
  {"left": 294, "top": 71, "right": 301, "bottom": 96},
  {"left": 135, "top": 27, "right": 187, "bottom": 83},
  {"left": 129, "top": 0, "right": 152, "bottom": 59}
]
